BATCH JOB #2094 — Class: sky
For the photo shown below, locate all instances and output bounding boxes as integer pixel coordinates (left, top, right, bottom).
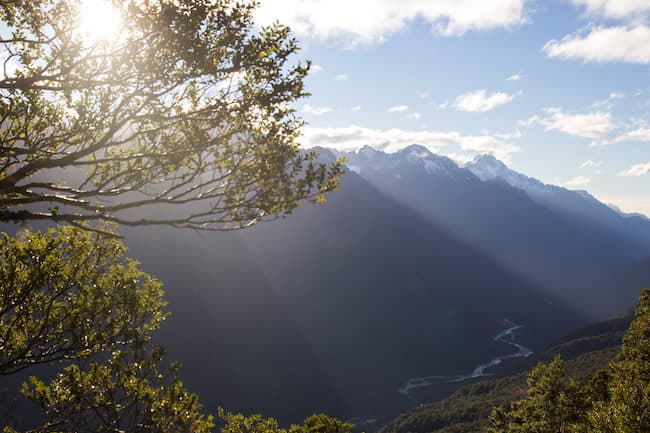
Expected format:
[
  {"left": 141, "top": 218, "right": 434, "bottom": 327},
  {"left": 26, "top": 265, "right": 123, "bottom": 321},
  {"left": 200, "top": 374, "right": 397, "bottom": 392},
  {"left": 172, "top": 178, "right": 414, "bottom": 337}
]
[{"left": 255, "top": 0, "right": 650, "bottom": 216}]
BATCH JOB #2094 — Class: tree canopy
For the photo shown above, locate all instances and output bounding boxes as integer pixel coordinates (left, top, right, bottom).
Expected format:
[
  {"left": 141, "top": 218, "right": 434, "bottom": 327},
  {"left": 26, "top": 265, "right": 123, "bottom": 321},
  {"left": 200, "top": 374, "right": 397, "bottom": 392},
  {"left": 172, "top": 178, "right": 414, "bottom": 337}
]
[
  {"left": 0, "top": 1, "right": 348, "bottom": 432},
  {"left": 0, "top": 225, "right": 213, "bottom": 432},
  {"left": 0, "top": 0, "right": 341, "bottom": 231},
  {"left": 0, "top": 225, "right": 165, "bottom": 376}
]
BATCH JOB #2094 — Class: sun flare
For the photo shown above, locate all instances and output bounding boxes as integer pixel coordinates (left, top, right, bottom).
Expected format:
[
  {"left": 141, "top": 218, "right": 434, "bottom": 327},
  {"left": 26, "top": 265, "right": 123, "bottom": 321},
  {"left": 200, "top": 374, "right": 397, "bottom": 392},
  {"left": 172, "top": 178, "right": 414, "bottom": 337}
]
[{"left": 77, "top": 0, "right": 123, "bottom": 43}]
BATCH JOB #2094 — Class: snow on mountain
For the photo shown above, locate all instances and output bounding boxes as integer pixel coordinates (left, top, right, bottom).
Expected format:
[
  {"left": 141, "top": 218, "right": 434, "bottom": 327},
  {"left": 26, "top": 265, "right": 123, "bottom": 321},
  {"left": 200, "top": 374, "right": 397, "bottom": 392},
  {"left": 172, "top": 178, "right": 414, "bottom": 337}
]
[
  {"left": 465, "top": 154, "right": 557, "bottom": 199},
  {"left": 463, "top": 154, "right": 650, "bottom": 228},
  {"left": 326, "top": 145, "right": 650, "bottom": 249},
  {"left": 341, "top": 144, "right": 464, "bottom": 177}
]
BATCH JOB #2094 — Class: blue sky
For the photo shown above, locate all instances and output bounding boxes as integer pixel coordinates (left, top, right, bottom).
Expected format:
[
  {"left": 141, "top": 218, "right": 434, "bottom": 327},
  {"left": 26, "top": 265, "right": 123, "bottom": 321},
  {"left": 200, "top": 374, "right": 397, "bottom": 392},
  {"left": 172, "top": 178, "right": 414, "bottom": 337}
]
[{"left": 256, "top": 0, "right": 650, "bottom": 216}]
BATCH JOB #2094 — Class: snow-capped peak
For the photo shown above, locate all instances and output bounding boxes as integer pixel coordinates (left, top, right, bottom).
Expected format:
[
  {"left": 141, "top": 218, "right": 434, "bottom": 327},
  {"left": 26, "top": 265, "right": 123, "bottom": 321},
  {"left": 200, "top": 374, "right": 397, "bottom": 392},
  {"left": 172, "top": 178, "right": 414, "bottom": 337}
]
[
  {"left": 465, "top": 154, "right": 550, "bottom": 194},
  {"left": 397, "top": 144, "right": 433, "bottom": 158},
  {"left": 466, "top": 154, "right": 512, "bottom": 181},
  {"left": 340, "top": 144, "right": 460, "bottom": 176},
  {"left": 358, "top": 144, "right": 379, "bottom": 156}
]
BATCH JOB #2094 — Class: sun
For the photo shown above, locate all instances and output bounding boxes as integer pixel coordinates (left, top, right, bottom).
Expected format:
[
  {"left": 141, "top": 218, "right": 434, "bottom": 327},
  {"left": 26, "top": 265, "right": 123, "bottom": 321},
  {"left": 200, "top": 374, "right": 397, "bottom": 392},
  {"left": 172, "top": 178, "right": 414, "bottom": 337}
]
[{"left": 77, "top": 0, "right": 123, "bottom": 44}]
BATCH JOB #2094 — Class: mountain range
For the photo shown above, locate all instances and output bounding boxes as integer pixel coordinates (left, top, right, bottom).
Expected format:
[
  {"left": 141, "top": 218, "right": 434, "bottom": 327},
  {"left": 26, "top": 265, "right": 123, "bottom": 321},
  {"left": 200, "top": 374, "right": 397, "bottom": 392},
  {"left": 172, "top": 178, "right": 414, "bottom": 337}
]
[
  {"left": 337, "top": 145, "right": 650, "bottom": 317},
  {"left": 111, "top": 145, "right": 650, "bottom": 423}
]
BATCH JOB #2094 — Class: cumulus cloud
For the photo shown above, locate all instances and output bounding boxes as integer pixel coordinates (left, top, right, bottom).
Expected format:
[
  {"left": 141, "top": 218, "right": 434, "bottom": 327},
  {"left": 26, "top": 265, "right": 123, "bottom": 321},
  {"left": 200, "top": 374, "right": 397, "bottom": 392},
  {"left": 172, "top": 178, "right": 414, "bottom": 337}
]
[
  {"left": 299, "top": 125, "right": 520, "bottom": 162},
  {"left": 570, "top": 0, "right": 650, "bottom": 20},
  {"left": 254, "top": 0, "right": 530, "bottom": 44},
  {"left": 615, "top": 127, "right": 650, "bottom": 142},
  {"left": 619, "top": 162, "right": 650, "bottom": 177},
  {"left": 542, "top": 25, "right": 650, "bottom": 64},
  {"left": 565, "top": 175, "right": 591, "bottom": 187},
  {"left": 388, "top": 105, "right": 409, "bottom": 113},
  {"left": 520, "top": 108, "right": 614, "bottom": 141},
  {"left": 303, "top": 104, "right": 333, "bottom": 116},
  {"left": 506, "top": 73, "right": 523, "bottom": 81},
  {"left": 580, "top": 160, "right": 603, "bottom": 169},
  {"left": 454, "top": 90, "right": 517, "bottom": 112}
]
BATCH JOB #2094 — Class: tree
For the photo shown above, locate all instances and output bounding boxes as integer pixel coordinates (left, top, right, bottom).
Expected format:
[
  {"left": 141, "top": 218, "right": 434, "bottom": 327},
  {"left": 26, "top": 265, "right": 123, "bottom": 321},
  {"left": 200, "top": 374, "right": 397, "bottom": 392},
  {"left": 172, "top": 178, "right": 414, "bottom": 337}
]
[
  {"left": 18, "top": 345, "right": 215, "bottom": 433},
  {"left": 0, "top": 0, "right": 341, "bottom": 231},
  {"left": 219, "top": 410, "right": 354, "bottom": 433},
  {"left": 0, "top": 1, "right": 347, "bottom": 431},
  {"left": 489, "top": 289, "right": 650, "bottom": 433},
  {"left": 488, "top": 356, "right": 589, "bottom": 433},
  {"left": 0, "top": 226, "right": 165, "bottom": 376},
  {"left": 585, "top": 289, "right": 650, "bottom": 433},
  {"left": 0, "top": 225, "right": 215, "bottom": 432}
]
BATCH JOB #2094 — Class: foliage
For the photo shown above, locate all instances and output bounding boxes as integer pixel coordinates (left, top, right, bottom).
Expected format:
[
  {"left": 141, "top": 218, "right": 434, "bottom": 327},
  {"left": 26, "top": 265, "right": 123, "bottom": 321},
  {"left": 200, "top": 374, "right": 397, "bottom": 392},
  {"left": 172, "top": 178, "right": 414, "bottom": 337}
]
[
  {"left": 585, "top": 289, "right": 650, "bottom": 433},
  {"left": 219, "top": 410, "right": 354, "bottom": 433},
  {"left": 488, "top": 357, "right": 589, "bottom": 433},
  {"left": 0, "top": 1, "right": 348, "bottom": 432},
  {"left": 16, "top": 345, "right": 214, "bottom": 433},
  {"left": 289, "top": 414, "right": 355, "bottom": 433},
  {"left": 0, "top": 225, "right": 165, "bottom": 375},
  {"left": 0, "top": 0, "right": 342, "bottom": 231},
  {"left": 0, "top": 226, "right": 212, "bottom": 432}
]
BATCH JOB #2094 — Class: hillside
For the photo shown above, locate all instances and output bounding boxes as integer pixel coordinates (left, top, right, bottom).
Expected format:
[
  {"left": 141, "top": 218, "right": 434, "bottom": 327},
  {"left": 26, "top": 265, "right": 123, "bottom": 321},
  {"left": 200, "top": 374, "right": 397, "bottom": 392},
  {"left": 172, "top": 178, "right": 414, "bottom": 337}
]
[
  {"left": 377, "top": 313, "right": 632, "bottom": 433},
  {"left": 119, "top": 169, "right": 583, "bottom": 423}
]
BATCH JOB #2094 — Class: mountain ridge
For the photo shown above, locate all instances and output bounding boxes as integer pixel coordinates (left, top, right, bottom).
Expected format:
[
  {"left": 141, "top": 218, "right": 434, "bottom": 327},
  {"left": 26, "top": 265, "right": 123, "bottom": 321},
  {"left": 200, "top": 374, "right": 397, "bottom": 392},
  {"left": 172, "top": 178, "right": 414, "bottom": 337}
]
[{"left": 319, "top": 144, "right": 650, "bottom": 313}]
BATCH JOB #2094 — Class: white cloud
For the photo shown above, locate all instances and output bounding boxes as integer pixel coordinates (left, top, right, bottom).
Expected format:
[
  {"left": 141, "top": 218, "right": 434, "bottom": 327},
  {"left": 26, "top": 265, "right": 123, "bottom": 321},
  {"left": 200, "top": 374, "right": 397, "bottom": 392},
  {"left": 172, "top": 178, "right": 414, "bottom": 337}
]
[
  {"left": 418, "top": 91, "right": 431, "bottom": 99},
  {"left": 254, "top": 0, "right": 530, "bottom": 44},
  {"left": 303, "top": 104, "right": 333, "bottom": 116},
  {"left": 300, "top": 125, "right": 520, "bottom": 162},
  {"left": 520, "top": 108, "right": 614, "bottom": 141},
  {"left": 454, "top": 89, "right": 517, "bottom": 112},
  {"left": 542, "top": 25, "right": 650, "bottom": 64},
  {"left": 408, "top": 112, "right": 422, "bottom": 120},
  {"left": 565, "top": 175, "right": 591, "bottom": 187},
  {"left": 506, "top": 73, "right": 523, "bottom": 81},
  {"left": 351, "top": 105, "right": 362, "bottom": 112},
  {"left": 494, "top": 129, "right": 523, "bottom": 139},
  {"left": 311, "top": 64, "right": 323, "bottom": 73},
  {"left": 609, "top": 92, "right": 625, "bottom": 99},
  {"left": 445, "top": 152, "right": 476, "bottom": 164},
  {"left": 615, "top": 127, "right": 650, "bottom": 142},
  {"left": 619, "top": 162, "right": 650, "bottom": 177},
  {"left": 388, "top": 105, "right": 409, "bottom": 113},
  {"left": 580, "top": 159, "right": 603, "bottom": 169},
  {"left": 570, "top": 0, "right": 650, "bottom": 20},
  {"left": 335, "top": 73, "right": 348, "bottom": 81}
]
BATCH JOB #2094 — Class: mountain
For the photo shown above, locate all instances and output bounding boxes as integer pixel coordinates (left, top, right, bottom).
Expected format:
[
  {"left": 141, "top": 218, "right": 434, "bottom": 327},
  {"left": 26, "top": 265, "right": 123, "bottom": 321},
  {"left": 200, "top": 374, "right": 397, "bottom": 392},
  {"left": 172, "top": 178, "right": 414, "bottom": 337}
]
[
  {"left": 337, "top": 145, "right": 650, "bottom": 317},
  {"left": 590, "top": 256, "right": 650, "bottom": 314},
  {"left": 466, "top": 154, "right": 650, "bottom": 249},
  {"left": 115, "top": 166, "right": 584, "bottom": 424}
]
